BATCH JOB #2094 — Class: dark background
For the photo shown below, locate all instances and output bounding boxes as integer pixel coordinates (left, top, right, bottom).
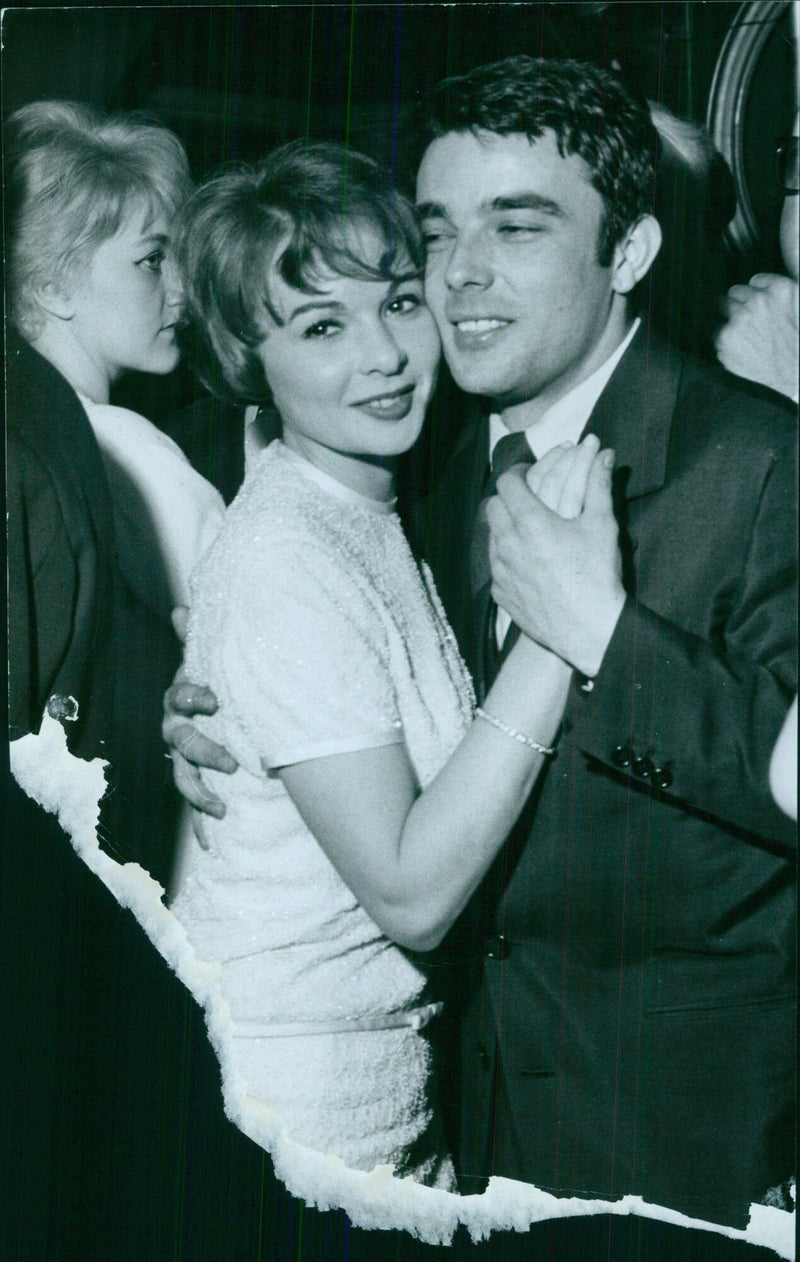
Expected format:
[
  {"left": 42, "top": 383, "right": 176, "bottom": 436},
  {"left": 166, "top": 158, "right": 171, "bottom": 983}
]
[
  {"left": 2, "top": 5, "right": 796, "bottom": 1261},
  {"left": 3, "top": 1, "right": 796, "bottom": 425}
]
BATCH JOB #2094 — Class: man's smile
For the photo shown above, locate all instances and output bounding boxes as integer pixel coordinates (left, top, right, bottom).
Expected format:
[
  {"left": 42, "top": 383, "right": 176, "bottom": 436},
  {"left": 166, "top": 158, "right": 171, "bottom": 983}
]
[
  {"left": 453, "top": 318, "right": 509, "bottom": 333},
  {"left": 448, "top": 315, "right": 513, "bottom": 349}
]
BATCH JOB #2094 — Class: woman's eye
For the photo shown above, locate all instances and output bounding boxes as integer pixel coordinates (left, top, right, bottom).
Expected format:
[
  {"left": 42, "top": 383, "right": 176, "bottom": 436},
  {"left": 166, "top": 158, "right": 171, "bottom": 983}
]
[
  {"left": 387, "top": 292, "right": 422, "bottom": 316},
  {"left": 422, "top": 230, "right": 449, "bottom": 251},
  {"left": 138, "top": 250, "right": 166, "bottom": 273},
  {"left": 302, "top": 319, "right": 341, "bottom": 340}
]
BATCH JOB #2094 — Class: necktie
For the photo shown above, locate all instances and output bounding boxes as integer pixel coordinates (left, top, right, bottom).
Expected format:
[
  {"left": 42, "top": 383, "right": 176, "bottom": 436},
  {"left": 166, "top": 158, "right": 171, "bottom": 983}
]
[{"left": 470, "top": 431, "right": 535, "bottom": 699}]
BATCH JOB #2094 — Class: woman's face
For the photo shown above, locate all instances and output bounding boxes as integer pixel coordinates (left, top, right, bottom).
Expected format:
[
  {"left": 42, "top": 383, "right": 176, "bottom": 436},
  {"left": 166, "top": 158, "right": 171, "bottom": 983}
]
[
  {"left": 256, "top": 228, "right": 440, "bottom": 497},
  {"left": 66, "top": 202, "right": 182, "bottom": 390}
]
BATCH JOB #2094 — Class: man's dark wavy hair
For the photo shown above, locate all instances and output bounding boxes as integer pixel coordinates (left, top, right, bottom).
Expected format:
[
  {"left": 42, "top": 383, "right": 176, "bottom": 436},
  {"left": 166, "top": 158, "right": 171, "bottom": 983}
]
[{"left": 406, "top": 56, "right": 658, "bottom": 267}]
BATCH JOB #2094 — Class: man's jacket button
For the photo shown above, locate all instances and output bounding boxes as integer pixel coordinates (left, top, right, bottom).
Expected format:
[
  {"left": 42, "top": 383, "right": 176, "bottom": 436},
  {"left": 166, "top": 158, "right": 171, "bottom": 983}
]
[
  {"left": 652, "top": 764, "right": 673, "bottom": 790},
  {"left": 611, "top": 742, "right": 633, "bottom": 768},
  {"left": 485, "top": 933, "right": 510, "bottom": 960}
]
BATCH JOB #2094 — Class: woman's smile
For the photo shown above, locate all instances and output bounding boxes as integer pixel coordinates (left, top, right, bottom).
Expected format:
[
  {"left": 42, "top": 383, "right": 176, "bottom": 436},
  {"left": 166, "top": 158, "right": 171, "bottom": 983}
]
[{"left": 351, "top": 383, "right": 416, "bottom": 420}]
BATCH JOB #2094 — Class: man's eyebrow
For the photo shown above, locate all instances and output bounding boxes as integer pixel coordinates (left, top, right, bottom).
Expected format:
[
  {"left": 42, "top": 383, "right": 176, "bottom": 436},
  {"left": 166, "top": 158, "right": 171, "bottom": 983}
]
[
  {"left": 416, "top": 201, "right": 449, "bottom": 220},
  {"left": 488, "top": 193, "right": 566, "bottom": 217},
  {"left": 416, "top": 194, "right": 567, "bottom": 220}
]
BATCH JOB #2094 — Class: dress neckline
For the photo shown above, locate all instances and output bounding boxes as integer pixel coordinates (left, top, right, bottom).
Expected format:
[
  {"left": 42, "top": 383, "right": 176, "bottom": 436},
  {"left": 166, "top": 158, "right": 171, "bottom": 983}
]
[{"left": 275, "top": 441, "right": 397, "bottom": 516}]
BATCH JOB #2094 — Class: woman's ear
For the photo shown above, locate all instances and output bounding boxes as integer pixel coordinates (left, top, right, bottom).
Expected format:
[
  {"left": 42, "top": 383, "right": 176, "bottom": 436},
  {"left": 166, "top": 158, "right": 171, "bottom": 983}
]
[
  {"left": 611, "top": 215, "right": 663, "bottom": 295},
  {"left": 33, "top": 280, "right": 76, "bottom": 321}
]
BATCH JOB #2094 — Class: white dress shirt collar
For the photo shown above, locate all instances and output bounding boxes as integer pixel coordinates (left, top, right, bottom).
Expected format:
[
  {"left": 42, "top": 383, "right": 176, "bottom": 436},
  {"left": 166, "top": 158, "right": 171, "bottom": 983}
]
[{"left": 489, "top": 317, "right": 641, "bottom": 460}]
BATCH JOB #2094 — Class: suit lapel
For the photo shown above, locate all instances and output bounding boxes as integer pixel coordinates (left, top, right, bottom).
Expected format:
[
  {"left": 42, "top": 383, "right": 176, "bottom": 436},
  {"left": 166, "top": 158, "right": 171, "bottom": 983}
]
[{"left": 585, "top": 324, "right": 681, "bottom": 501}]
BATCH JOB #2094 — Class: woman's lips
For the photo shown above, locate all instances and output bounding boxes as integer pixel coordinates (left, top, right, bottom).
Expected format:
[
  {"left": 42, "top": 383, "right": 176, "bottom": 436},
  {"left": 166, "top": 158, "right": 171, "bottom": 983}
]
[{"left": 353, "top": 384, "right": 415, "bottom": 420}]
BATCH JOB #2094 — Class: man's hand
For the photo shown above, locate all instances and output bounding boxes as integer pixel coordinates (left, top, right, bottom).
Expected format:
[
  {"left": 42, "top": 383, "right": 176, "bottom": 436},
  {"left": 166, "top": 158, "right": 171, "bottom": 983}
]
[
  {"left": 715, "top": 273, "right": 799, "bottom": 400},
  {"left": 487, "top": 449, "right": 625, "bottom": 677},
  {"left": 162, "top": 666, "right": 237, "bottom": 819}
]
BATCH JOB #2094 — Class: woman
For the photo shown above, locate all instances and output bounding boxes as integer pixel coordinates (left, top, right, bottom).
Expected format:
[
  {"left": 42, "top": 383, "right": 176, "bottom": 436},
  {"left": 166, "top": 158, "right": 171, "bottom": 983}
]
[
  {"left": 6, "top": 100, "right": 225, "bottom": 883},
  {"left": 169, "top": 141, "right": 615, "bottom": 1183},
  {"left": 6, "top": 101, "right": 224, "bottom": 623},
  {"left": 4, "top": 101, "right": 261, "bottom": 1252}
]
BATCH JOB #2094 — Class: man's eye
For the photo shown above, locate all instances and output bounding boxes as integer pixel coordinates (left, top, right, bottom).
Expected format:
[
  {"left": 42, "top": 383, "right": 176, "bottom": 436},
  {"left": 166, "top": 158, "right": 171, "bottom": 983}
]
[
  {"left": 302, "top": 320, "right": 341, "bottom": 339},
  {"left": 138, "top": 250, "right": 165, "bottom": 272},
  {"left": 421, "top": 227, "right": 451, "bottom": 250},
  {"left": 497, "top": 221, "right": 542, "bottom": 237}
]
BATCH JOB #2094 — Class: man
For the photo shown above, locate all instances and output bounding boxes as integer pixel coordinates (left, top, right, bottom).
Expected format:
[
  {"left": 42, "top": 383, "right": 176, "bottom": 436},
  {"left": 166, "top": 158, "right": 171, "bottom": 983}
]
[
  {"left": 410, "top": 56, "right": 796, "bottom": 1228},
  {"left": 165, "top": 58, "right": 796, "bottom": 1229}
]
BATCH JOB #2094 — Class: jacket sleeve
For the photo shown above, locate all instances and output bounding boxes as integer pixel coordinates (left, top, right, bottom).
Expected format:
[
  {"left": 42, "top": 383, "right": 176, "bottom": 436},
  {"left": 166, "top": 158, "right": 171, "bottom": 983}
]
[
  {"left": 7, "top": 434, "right": 80, "bottom": 740},
  {"left": 571, "top": 447, "right": 797, "bottom": 851}
]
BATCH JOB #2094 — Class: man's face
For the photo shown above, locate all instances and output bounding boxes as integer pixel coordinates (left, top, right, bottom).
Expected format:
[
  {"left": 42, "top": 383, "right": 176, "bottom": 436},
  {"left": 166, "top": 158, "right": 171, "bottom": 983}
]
[{"left": 416, "top": 129, "right": 630, "bottom": 423}]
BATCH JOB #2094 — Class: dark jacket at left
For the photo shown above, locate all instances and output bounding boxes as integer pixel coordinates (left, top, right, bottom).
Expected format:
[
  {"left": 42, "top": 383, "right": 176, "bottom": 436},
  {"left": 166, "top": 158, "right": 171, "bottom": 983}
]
[{"left": 6, "top": 328, "right": 179, "bottom": 884}]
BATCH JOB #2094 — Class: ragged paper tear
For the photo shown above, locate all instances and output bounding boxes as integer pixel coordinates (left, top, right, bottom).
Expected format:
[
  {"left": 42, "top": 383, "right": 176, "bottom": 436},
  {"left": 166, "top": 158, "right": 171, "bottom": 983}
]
[{"left": 8, "top": 713, "right": 795, "bottom": 1257}]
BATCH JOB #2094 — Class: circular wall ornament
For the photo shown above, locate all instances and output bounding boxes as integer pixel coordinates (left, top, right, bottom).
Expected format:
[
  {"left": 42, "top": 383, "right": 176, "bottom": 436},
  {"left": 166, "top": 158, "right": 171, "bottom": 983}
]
[{"left": 707, "top": 0, "right": 794, "bottom": 257}]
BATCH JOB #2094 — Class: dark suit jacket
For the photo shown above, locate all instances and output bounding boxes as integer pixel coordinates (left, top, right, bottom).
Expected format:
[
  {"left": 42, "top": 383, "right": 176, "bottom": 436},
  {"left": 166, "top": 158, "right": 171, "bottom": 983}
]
[
  {"left": 416, "top": 328, "right": 797, "bottom": 1228},
  {"left": 6, "top": 330, "right": 182, "bottom": 884},
  {"left": 7, "top": 329, "right": 116, "bottom": 754}
]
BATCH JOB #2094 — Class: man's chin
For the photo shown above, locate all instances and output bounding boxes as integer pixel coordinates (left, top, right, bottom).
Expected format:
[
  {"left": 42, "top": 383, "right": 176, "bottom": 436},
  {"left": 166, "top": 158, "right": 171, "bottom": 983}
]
[{"left": 444, "top": 355, "right": 511, "bottom": 400}]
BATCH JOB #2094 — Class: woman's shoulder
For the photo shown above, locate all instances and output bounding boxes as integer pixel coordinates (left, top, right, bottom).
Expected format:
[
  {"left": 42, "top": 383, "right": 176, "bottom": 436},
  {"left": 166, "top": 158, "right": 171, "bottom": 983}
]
[
  {"left": 229, "top": 442, "right": 326, "bottom": 530},
  {"left": 205, "top": 449, "right": 360, "bottom": 590},
  {"left": 81, "top": 400, "right": 187, "bottom": 458},
  {"left": 84, "top": 399, "right": 224, "bottom": 508}
]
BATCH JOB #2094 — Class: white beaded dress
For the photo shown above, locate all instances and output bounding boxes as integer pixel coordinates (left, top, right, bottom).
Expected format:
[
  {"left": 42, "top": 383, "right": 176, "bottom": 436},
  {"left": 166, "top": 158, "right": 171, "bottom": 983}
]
[{"left": 170, "top": 440, "right": 474, "bottom": 1185}]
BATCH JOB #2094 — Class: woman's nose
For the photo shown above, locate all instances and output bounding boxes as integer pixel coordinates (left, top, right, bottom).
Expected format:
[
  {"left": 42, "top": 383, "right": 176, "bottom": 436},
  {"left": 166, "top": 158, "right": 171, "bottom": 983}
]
[
  {"left": 162, "top": 257, "right": 183, "bottom": 311},
  {"left": 361, "top": 320, "right": 408, "bottom": 375}
]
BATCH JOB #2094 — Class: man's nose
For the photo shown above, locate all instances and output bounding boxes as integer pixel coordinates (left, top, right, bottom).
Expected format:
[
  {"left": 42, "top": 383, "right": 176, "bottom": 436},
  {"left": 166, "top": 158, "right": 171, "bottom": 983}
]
[
  {"left": 361, "top": 320, "right": 408, "bottom": 374},
  {"left": 444, "top": 230, "right": 492, "bottom": 290}
]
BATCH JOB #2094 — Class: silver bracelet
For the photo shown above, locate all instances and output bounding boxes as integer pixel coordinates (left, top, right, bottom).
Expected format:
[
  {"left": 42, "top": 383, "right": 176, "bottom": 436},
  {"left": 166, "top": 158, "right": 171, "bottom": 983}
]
[{"left": 474, "top": 707, "right": 556, "bottom": 757}]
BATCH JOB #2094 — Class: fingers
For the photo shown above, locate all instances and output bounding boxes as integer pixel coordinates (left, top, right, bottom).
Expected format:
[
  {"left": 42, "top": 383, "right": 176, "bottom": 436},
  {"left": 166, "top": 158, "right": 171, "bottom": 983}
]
[
  {"left": 525, "top": 441, "right": 575, "bottom": 509},
  {"left": 494, "top": 438, "right": 610, "bottom": 522},
  {"left": 170, "top": 749, "right": 227, "bottom": 818},
  {"left": 522, "top": 436, "right": 601, "bottom": 519},
  {"left": 168, "top": 721, "right": 238, "bottom": 774},
  {"left": 554, "top": 434, "right": 601, "bottom": 519},
  {"left": 493, "top": 463, "right": 547, "bottom": 516},
  {"left": 584, "top": 447, "right": 616, "bottom": 513},
  {"left": 725, "top": 283, "right": 754, "bottom": 306},
  {"left": 164, "top": 678, "right": 220, "bottom": 719},
  {"left": 485, "top": 488, "right": 513, "bottom": 535},
  {"left": 192, "top": 813, "right": 212, "bottom": 850},
  {"left": 171, "top": 604, "right": 189, "bottom": 643}
]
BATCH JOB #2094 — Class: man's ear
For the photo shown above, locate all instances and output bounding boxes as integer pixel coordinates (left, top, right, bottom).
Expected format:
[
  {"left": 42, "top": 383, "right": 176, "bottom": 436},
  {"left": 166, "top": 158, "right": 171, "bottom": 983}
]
[
  {"left": 611, "top": 215, "right": 662, "bottom": 295},
  {"left": 33, "top": 280, "right": 76, "bottom": 321}
]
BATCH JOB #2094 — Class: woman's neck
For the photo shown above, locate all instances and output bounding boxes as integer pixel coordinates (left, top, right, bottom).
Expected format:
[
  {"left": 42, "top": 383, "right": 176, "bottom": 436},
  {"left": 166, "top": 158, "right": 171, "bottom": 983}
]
[
  {"left": 29, "top": 321, "right": 112, "bottom": 404},
  {"left": 281, "top": 428, "right": 397, "bottom": 503}
]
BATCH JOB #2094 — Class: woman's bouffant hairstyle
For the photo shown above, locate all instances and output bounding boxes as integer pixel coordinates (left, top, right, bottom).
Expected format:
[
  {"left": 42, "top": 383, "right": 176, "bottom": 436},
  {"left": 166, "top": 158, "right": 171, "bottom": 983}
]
[
  {"left": 176, "top": 140, "right": 426, "bottom": 402},
  {"left": 406, "top": 56, "right": 658, "bottom": 268},
  {"left": 5, "top": 100, "right": 192, "bottom": 337}
]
